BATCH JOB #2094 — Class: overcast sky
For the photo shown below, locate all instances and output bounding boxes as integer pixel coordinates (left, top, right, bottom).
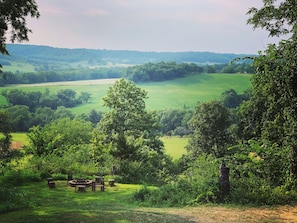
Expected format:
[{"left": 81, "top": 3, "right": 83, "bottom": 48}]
[{"left": 24, "top": 0, "right": 280, "bottom": 54}]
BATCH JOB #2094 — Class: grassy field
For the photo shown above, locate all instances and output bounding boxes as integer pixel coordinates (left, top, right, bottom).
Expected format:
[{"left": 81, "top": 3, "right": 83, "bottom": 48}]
[
  {"left": 11, "top": 133, "right": 187, "bottom": 159},
  {"left": 161, "top": 136, "right": 188, "bottom": 159},
  {"left": 0, "top": 74, "right": 252, "bottom": 114},
  {"left": 1, "top": 180, "right": 297, "bottom": 223}
]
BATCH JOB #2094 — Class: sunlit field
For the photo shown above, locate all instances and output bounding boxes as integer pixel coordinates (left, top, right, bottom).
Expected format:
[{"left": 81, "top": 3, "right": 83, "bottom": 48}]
[
  {"left": 0, "top": 73, "right": 252, "bottom": 114},
  {"left": 161, "top": 136, "right": 188, "bottom": 159}
]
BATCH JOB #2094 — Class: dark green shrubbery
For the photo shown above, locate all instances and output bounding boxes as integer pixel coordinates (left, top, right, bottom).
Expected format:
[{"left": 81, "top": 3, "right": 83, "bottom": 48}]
[
  {"left": 0, "top": 169, "right": 42, "bottom": 186},
  {"left": 0, "top": 186, "right": 31, "bottom": 213},
  {"left": 133, "top": 154, "right": 221, "bottom": 207}
]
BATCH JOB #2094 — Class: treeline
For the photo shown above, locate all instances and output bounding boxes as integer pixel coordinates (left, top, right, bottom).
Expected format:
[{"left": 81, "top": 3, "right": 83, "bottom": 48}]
[
  {"left": 0, "top": 89, "right": 102, "bottom": 131},
  {"left": 0, "top": 67, "right": 122, "bottom": 86},
  {"left": 1, "top": 61, "right": 254, "bottom": 86},
  {"left": 124, "top": 62, "right": 254, "bottom": 82},
  {"left": 123, "top": 62, "right": 203, "bottom": 82}
]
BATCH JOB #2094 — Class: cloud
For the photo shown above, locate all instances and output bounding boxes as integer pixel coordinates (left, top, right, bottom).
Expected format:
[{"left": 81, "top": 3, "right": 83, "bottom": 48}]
[{"left": 24, "top": 0, "right": 277, "bottom": 53}]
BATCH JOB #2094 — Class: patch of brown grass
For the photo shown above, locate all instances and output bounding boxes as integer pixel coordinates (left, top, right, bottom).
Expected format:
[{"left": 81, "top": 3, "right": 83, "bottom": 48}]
[
  {"left": 141, "top": 205, "right": 297, "bottom": 223},
  {"left": 10, "top": 141, "right": 23, "bottom": 149}
]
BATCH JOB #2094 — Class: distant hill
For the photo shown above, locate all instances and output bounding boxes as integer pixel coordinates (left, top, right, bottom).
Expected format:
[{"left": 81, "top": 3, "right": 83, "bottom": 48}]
[{"left": 1, "top": 44, "right": 252, "bottom": 69}]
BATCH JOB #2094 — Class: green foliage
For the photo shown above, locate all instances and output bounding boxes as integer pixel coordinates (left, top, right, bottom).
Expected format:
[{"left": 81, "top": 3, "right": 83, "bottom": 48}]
[
  {"left": 247, "top": 0, "right": 296, "bottom": 38},
  {"left": 0, "top": 186, "right": 30, "bottom": 214},
  {"left": 92, "top": 79, "right": 172, "bottom": 184},
  {"left": 26, "top": 117, "right": 93, "bottom": 156},
  {"left": 0, "top": 169, "right": 41, "bottom": 186},
  {"left": 133, "top": 154, "right": 221, "bottom": 206},
  {"left": 123, "top": 61, "right": 203, "bottom": 82},
  {"left": 0, "top": 1, "right": 39, "bottom": 55},
  {"left": 158, "top": 108, "right": 192, "bottom": 136},
  {"left": 221, "top": 88, "right": 251, "bottom": 108},
  {"left": 238, "top": 2, "right": 297, "bottom": 181},
  {"left": 187, "top": 101, "right": 234, "bottom": 158}
]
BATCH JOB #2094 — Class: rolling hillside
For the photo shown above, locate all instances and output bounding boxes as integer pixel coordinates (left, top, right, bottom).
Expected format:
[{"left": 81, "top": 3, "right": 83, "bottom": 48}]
[
  {"left": 0, "top": 44, "right": 253, "bottom": 73},
  {"left": 0, "top": 73, "right": 252, "bottom": 113}
]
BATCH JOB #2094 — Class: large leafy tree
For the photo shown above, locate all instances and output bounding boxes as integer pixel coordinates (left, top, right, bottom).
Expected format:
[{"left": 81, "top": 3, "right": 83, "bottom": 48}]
[
  {"left": 92, "top": 79, "right": 169, "bottom": 183},
  {"left": 95, "top": 78, "right": 163, "bottom": 160},
  {"left": 238, "top": 0, "right": 297, "bottom": 181},
  {"left": 187, "top": 101, "right": 234, "bottom": 159}
]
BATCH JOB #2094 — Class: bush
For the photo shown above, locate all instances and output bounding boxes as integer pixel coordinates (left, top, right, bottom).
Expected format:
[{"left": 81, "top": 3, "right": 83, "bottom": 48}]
[
  {"left": 0, "top": 186, "right": 30, "bottom": 213},
  {"left": 0, "top": 170, "right": 41, "bottom": 186},
  {"left": 230, "top": 176, "right": 297, "bottom": 205}
]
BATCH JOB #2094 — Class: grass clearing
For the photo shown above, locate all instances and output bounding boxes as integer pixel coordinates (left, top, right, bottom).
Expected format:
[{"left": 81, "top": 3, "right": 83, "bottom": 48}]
[{"left": 1, "top": 180, "right": 297, "bottom": 223}]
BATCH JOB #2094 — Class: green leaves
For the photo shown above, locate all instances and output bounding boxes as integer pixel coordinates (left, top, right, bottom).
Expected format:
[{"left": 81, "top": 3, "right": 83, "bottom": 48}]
[{"left": 187, "top": 101, "right": 234, "bottom": 158}]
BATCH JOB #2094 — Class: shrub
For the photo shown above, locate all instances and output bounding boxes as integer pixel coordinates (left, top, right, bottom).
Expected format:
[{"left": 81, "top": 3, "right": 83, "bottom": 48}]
[
  {"left": 0, "top": 186, "right": 30, "bottom": 213},
  {"left": 0, "top": 169, "right": 41, "bottom": 186}
]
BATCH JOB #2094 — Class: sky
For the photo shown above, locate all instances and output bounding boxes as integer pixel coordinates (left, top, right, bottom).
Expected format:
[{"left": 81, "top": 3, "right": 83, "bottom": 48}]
[{"left": 23, "top": 0, "right": 280, "bottom": 54}]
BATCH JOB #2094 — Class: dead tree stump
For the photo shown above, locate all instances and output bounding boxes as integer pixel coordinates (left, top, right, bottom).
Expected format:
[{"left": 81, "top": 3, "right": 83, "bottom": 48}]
[{"left": 219, "top": 160, "right": 230, "bottom": 195}]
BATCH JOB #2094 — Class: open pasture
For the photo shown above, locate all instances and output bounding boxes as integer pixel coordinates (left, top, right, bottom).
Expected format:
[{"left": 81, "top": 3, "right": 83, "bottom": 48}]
[{"left": 0, "top": 74, "right": 252, "bottom": 114}]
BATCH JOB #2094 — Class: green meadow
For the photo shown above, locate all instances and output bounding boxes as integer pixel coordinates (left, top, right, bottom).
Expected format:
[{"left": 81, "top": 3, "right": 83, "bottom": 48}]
[
  {"left": 161, "top": 136, "right": 188, "bottom": 159},
  {"left": 0, "top": 73, "right": 252, "bottom": 114},
  {"left": 11, "top": 133, "right": 187, "bottom": 160}
]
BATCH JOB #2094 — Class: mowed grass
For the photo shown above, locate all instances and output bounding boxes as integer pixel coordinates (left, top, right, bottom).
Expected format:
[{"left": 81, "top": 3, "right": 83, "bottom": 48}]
[
  {"left": 0, "top": 73, "right": 252, "bottom": 114},
  {"left": 0, "top": 181, "right": 194, "bottom": 223}
]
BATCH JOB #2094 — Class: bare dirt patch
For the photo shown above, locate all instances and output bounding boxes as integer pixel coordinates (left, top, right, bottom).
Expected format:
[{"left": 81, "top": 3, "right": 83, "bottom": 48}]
[
  {"left": 10, "top": 141, "right": 23, "bottom": 149},
  {"left": 142, "top": 205, "right": 297, "bottom": 223}
]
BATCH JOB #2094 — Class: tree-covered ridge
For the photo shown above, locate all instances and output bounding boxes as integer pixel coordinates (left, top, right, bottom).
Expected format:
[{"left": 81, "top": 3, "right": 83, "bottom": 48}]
[{"left": 1, "top": 44, "right": 252, "bottom": 66}]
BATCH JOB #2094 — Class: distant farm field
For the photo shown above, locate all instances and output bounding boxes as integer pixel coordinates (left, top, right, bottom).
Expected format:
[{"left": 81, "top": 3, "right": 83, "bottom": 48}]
[
  {"left": 161, "top": 136, "right": 188, "bottom": 159},
  {"left": 0, "top": 73, "right": 252, "bottom": 114},
  {"left": 10, "top": 133, "right": 187, "bottom": 159}
]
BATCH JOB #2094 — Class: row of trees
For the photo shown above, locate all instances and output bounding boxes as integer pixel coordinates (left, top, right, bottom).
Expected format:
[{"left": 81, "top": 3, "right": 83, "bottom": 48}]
[
  {"left": 0, "top": 61, "right": 254, "bottom": 86},
  {"left": 123, "top": 62, "right": 203, "bottom": 82},
  {"left": 0, "top": 67, "right": 122, "bottom": 86},
  {"left": 2, "top": 88, "right": 90, "bottom": 111},
  {"left": 120, "top": 61, "right": 254, "bottom": 83}
]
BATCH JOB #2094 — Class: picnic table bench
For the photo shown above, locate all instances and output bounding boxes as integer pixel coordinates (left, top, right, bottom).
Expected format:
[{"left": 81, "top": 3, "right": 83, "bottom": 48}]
[
  {"left": 75, "top": 185, "right": 87, "bottom": 192},
  {"left": 47, "top": 178, "right": 55, "bottom": 188}
]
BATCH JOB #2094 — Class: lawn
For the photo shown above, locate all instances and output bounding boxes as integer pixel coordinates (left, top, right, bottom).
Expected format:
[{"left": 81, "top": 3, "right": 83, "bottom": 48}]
[
  {"left": 0, "top": 181, "right": 194, "bottom": 223},
  {"left": 1, "top": 180, "right": 297, "bottom": 223}
]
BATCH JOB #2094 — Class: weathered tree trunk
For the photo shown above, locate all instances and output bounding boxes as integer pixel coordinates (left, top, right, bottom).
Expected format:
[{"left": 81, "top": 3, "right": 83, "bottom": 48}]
[{"left": 219, "top": 161, "right": 230, "bottom": 195}]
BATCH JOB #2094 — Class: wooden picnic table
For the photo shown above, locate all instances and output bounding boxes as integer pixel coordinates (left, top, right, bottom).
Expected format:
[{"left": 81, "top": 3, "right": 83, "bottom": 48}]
[{"left": 68, "top": 179, "right": 92, "bottom": 191}]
